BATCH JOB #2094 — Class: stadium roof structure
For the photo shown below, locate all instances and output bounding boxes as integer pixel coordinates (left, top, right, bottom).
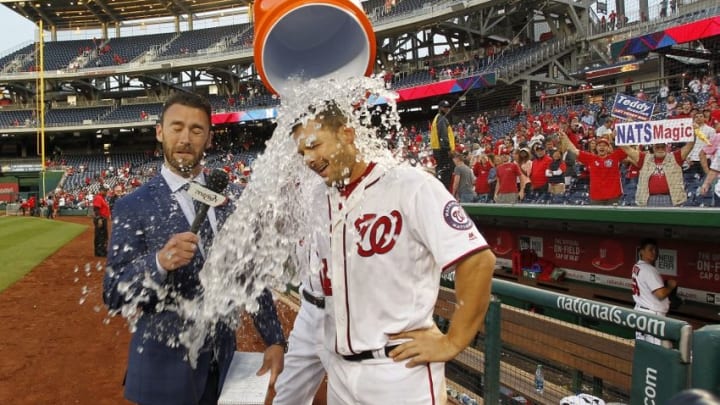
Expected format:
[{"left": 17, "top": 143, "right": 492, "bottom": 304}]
[{"left": 1, "top": 0, "right": 249, "bottom": 30}]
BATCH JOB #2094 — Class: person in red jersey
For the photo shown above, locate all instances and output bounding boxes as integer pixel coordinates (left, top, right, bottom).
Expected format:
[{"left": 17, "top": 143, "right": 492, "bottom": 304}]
[
  {"left": 494, "top": 154, "right": 521, "bottom": 204},
  {"left": 92, "top": 185, "right": 111, "bottom": 257},
  {"left": 620, "top": 138, "right": 696, "bottom": 207},
  {"left": 561, "top": 134, "right": 627, "bottom": 205},
  {"left": 528, "top": 143, "right": 552, "bottom": 198},
  {"left": 472, "top": 153, "right": 494, "bottom": 203}
]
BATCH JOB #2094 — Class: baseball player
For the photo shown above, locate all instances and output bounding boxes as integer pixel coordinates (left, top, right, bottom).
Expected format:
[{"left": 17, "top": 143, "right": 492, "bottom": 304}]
[
  {"left": 291, "top": 101, "right": 496, "bottom": 404},
  {"left": 631, "top": 238, "right": 677, "bottom": 346},
  {"left": 273, "top": 191, "right": 332, "bottom": 405}
]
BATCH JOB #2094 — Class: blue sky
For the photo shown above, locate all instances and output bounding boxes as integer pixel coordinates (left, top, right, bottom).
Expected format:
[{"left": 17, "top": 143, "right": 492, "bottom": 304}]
[{"left": 0, "top": 5, "right": 36, "bottom": 54}]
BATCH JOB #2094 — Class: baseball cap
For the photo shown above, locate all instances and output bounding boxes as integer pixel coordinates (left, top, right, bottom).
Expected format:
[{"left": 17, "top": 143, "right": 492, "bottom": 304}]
[
  {"left": 596, "top": 137, "right": 611, "bottom": 146},
  {"left": 439, "top": 100, "right": 451, "bottom": 108}
]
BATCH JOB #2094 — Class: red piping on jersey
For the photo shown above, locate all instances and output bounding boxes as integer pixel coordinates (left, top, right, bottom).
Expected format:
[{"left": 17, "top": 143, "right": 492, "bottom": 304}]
[
  {"left": 342, "top": 221, "right": 356, "bottom": 354},
  {"left": 339, "top": 162, "right": 376, "bottom": 198},
  {"left": 427, "top": 364, "right": 436, "bottom": 405},
  {"left": 442, "top": 245, "right": 491, "bottom": 272}
]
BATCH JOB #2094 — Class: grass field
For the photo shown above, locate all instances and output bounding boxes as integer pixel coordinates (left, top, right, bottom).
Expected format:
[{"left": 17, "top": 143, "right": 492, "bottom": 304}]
[{"left": 0, "top": 216, "right": 87, "bottom": 292}]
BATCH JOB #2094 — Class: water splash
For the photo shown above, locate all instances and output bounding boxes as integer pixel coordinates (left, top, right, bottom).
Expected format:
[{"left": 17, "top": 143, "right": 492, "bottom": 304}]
[{"left": 105, "top": 75, "right": 405, "bottom": 367}]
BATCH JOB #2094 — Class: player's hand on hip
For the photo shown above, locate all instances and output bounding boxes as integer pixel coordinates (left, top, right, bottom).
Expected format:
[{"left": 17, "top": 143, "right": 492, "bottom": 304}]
[
  {"left": 388, "top": 324, "right": 461, "bottom": 367},
  {"left": 157, "top": 232, "right": 199, "bottom": 271},
  {"left": 257, "top": 344, "right": 285, "bottom": 388}
]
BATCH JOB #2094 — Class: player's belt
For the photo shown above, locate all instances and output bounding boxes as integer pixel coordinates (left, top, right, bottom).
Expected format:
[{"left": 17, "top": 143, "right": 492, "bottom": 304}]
[
  {"left": 341, "top": 345, "right": 400, "bottom": 362},
  {"left": 302, "top": 289, "right": 325, "bottom": 309}
]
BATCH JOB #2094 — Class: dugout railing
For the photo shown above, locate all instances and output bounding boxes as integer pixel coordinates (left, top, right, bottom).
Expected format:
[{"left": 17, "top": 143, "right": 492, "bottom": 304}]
[{"left": 434, "top": 279, "right": 720, "bottom": 405}]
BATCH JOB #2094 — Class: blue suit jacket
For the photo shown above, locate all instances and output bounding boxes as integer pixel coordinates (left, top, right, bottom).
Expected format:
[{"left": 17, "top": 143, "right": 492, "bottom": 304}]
[{"left": 103, "top": 174, "right": 284, "bottom": 405}]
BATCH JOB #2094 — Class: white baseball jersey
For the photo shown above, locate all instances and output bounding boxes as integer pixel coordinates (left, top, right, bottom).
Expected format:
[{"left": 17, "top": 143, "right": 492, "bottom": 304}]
[
  {"left": 320, "top": 163, "right": 489, "bottom": 355},
  {"left": 631, "top": 260, "right": 669, "bottom": 314},
  {"left": 274, "top": 185, "right": 333, "bottom": 405}
]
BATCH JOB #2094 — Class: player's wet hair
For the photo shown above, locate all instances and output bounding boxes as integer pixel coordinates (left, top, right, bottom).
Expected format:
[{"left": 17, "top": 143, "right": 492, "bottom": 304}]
[
  {"left": 159, "top": 92, "right": 212, "bottom": 125},
  {"left": 639, "top": 238, "right": 658, "bottom": 250},
  {"left": 290, "top": 100, "right": 348, "bottom": 136}
]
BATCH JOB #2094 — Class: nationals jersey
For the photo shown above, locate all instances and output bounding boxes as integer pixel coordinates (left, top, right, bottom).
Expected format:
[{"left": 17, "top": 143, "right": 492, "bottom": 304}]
[
  {"left": 322, "top": 163, "right": 489, "bottom": 355},
  {"left": 631, "top": 260, "right": 669, "bottom": 314}
]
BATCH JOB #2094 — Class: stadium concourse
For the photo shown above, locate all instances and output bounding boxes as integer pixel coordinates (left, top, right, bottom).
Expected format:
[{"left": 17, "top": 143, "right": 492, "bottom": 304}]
[{"left": 1, "top": 0, "right": 720, "bottom": 404}]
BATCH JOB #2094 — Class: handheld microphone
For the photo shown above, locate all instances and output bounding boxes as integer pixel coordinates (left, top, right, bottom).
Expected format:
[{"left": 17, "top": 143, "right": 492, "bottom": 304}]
[{"left": 190, "top": 169, "right": 229, "bottom": 234}]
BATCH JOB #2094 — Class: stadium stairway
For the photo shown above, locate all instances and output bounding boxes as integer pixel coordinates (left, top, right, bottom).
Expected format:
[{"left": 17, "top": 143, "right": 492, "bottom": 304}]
[{"left": 496, "top": 36, "right": 578, "bottom": 86}]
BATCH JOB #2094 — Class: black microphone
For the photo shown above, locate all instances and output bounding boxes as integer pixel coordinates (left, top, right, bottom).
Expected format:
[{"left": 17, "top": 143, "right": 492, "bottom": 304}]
[{"left": 190, "top": 169, "right": 229, "bottom": 233}]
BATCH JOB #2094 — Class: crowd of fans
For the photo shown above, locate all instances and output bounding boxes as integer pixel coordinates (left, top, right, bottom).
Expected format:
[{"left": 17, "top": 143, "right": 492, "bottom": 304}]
[
  {"left": 11, "top": 148, "right": 258, "bottom": 217},
  {"left": 387, "top": 73, "right": 720, "bottom": 207},
  {"left": 6, "top": 73, "right": 720, "bottom": 211}
]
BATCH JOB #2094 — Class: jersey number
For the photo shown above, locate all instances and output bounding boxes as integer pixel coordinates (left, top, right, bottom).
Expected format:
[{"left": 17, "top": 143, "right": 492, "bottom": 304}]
[{"left": 631, "top": 277, "right": 639, "bottom": 296}]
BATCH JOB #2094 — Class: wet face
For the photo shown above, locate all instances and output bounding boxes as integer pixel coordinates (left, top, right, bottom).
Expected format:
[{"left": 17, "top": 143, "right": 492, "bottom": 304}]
[
  {"left": 294, "top": 119, "right": 358, "bottom": 187},
  {"left": 156, "top": 103, "right": 212, "bottom": 178}
]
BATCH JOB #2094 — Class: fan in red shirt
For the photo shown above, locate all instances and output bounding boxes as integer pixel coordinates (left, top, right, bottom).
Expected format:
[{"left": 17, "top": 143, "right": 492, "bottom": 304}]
[
  {"left": 528, "top": 143, "right": 553, "bottom": 195},
  {"left": 92, "top": 186, "right": 111, "bottom": 257},
  {"left": 472, "top": 154, "right": 494, "bottom": 202},
  {"left": 494, "top": 154, "right": 521, "bottom": 204},
  {"left": 561, "top": 133, "right": 627, "bottom": 205},
  {"left": 619, "top": 141, "right": 696, "bottom": 207}
]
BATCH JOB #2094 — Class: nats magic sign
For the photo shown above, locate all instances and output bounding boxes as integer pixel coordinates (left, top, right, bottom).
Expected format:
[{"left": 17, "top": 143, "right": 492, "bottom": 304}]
[
  {"left": 611, "top": 93, "right": 655, "bottom": 121},
  {"left": 614, "top": 118, "right": 695, "bottom": 146}
]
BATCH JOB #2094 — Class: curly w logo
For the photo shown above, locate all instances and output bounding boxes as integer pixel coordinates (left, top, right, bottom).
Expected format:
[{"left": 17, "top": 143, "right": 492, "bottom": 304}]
[{"left": 354, "top": 210, "right": 403, "bottom": 257}]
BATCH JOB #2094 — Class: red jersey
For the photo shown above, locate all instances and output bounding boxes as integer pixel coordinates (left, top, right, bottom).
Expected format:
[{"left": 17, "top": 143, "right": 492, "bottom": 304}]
[
  {"left": 472, "top": 160, "right": 493, "bottom": 194},
  {"left": 93, "top": 194, "right": 110, "bottom": 218},
  {"left": 625, "top": 163, "right": 639, "bottom": 180},
  {"left": 577, "top": 149, "right": 628, "bottom": 201},
  {"left": 637, "top": 150, "right": 683, "bottom": 195},
  {"left": 496, "top": 162, "right": 521, "bottom": 193},
  {"left": 529, "top": 155, "right": 552, "bottom": 189},
  {"left": 710, "top": 109, "right": 720, "bottom": 127}
]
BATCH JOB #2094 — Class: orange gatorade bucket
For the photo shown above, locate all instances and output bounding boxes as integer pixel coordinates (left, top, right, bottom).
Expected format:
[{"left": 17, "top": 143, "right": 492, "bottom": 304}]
[{"left": 253, "top": 0, "right": 376, "bottom": 96}]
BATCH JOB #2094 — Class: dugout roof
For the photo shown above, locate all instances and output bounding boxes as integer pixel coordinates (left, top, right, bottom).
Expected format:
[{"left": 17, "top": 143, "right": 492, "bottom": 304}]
[{"left": 2, "top": 0, "right": 248, "bottom": 30}]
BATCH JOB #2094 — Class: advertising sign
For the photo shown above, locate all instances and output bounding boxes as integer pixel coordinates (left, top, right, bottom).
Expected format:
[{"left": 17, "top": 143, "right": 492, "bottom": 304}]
[
  {"left": 0, "top": 182, "right": 19, "bottom": 202},
  {"left": 611, "top": 93, "right": 655, "bottom": 121},
  {"left": 481, "top": 227, "right": 719, "bottom": 304},
  {"left": 614, "top": 118, "right": 695, "bottom": 146}
]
